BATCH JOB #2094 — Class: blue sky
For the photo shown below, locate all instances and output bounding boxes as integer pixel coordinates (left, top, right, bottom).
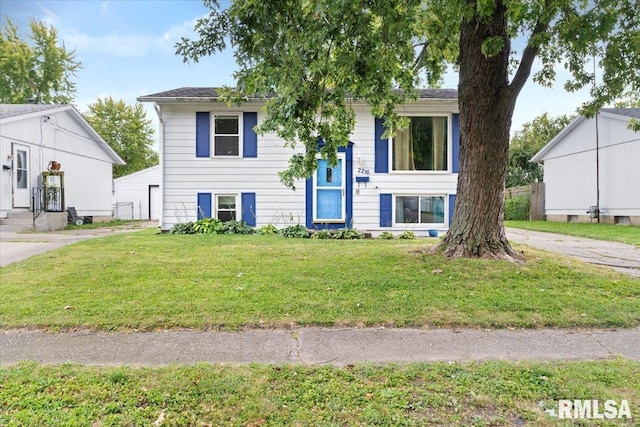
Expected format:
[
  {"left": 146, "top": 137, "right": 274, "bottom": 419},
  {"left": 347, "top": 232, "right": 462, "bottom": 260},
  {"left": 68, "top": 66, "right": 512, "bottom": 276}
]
[{"left": 2, "top": 0, "right": 597, "bottom": 140}]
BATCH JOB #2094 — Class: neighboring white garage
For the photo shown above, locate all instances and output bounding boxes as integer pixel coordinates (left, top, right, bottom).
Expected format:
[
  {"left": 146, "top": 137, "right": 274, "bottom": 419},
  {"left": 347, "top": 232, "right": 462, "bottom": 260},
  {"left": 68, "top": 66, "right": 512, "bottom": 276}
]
[{"left": 113, "top": 165, "right": 160, "bottom": 221}]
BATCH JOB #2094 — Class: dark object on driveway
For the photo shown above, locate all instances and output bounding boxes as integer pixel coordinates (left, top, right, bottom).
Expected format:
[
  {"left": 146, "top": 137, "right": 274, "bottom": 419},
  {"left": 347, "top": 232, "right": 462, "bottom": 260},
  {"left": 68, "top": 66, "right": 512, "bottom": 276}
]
[{"left": 67, "top": 207, "right": 85, "bottom": 226}]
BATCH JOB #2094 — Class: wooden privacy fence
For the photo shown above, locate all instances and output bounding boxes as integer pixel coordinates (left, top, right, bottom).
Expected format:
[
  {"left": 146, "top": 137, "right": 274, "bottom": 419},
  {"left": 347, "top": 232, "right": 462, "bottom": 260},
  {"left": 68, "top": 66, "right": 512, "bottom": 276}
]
[{"left": 505, "top": 183, "right": 545, "bottom": 220}]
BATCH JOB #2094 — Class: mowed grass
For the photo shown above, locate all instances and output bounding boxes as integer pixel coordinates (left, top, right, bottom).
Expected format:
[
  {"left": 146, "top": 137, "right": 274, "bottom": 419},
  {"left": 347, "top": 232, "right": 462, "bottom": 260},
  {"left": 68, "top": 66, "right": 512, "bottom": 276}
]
[
  {"left": 2, "top": 359, "right": 638, "bottom": 426},
  {"left": 2, "top": 230, "right": 639, "bottom": 331},
  {"left": 506, "top": 220, "right": 640, "bottom": 246}
]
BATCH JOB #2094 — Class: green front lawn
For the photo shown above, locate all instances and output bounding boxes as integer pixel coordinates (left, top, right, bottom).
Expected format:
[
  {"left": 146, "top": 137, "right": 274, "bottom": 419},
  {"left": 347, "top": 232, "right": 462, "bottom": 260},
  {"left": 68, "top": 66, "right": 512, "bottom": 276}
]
[
  {"left": 2, "top": 360, "right": 638, "bottom": 426},
  {"left": 506, "top": 221, "right": 640, "bottom": 246},
  {"left": 2, "top": 230, "right": 638, "bottom": 331}
]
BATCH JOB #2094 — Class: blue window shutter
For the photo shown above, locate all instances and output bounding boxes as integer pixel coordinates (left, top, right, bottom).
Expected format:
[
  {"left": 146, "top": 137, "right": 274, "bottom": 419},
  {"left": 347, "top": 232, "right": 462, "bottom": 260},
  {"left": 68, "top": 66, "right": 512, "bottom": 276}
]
[
  {"left": 197, "top": 192, "right": 211, "bottom": 219},
  {"left": 243, "top": 112, "right": 258, "bottom": 158},
  {"left": 448, "top": 194, "right": 456, "bottom": 226},
  {"left": 196, "top": 112, "right": 210, "bottom": 157},
  {"left": 374, "top": 118, "right": 388, "bottom": 173},
  {"left": 380, "top": 193, "right": 392, "bottom": 227},
  {"left": 452, "top": 113, "right": 460, "bottom": 173},
  {"left": 241, "top": 192, "right": 256, "bottom": 226}
]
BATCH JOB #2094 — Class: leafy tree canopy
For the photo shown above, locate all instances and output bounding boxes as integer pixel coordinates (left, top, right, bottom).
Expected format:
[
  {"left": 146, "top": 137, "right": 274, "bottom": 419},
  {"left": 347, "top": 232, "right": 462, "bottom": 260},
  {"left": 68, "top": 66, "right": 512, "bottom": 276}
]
[
  {"left": 0, "top": 17, "right": 80, "bottom": 104},
  {"left": 176, "top": 0, "right": 640, "bottom": 259},
  {"left": 85, "top": 98, "right": 158, "bottom": 178},
  {"left": 507, "top": 113, "right": 572, "bottom": 187}
]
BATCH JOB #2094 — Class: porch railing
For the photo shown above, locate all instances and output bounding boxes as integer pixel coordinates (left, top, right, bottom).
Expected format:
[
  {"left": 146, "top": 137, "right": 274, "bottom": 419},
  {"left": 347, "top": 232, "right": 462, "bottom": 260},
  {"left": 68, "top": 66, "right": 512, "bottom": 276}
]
[
  {"left": 32, "top": 186, "right": 64, "bottom": 226},
  {"left": 32, "top": 186, "right": 45, "bottom": 226}
]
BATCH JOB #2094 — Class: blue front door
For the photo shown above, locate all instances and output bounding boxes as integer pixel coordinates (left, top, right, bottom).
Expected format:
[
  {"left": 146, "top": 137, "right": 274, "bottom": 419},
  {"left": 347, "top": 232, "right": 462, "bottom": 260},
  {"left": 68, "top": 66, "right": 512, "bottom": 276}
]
[
  {"left": 314, "top": 156, "right": 345, "bottom": 222},
  {"left": 305, "top": 143, "right": 353, "bottom": 229}
]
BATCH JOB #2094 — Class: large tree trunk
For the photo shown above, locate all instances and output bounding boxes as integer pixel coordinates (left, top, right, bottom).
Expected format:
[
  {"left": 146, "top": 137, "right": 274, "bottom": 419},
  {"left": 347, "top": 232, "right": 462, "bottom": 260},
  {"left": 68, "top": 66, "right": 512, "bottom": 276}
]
[{"left": 440, "top": 1, "right": 521, "bottom": 260}]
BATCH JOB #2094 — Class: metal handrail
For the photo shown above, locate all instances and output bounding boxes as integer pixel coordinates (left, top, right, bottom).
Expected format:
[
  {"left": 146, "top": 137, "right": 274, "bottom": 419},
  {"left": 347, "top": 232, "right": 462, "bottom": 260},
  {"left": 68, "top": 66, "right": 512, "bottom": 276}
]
[{"left": 32, "top": 186, "right": 45, "bottom": 226}]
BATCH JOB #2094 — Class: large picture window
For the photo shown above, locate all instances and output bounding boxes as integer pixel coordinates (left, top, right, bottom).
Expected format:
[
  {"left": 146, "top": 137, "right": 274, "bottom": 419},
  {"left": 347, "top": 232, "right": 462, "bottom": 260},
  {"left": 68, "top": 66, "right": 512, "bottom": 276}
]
[
  {"left": 213, "top": 115, "right": 240, "bottom": 156},
  {"left": 395, "top": 195, "right": 445, "bottom": 224},
  {"left": 393, "top": 116, "right": 448, "bottom": 171},
  {"left": 216, "top": 195, "right": 237, "bottom": 221}
]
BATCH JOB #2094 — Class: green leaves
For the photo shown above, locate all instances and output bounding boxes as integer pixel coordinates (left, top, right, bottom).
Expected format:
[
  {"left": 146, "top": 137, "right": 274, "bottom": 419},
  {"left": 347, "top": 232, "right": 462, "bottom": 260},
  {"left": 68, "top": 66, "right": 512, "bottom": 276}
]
[
  {"left": 84, "top": 98, "right": 157, "bottom": 178},
  {"left": 0, "top": 17, "right": 80, "bottom": 104}
]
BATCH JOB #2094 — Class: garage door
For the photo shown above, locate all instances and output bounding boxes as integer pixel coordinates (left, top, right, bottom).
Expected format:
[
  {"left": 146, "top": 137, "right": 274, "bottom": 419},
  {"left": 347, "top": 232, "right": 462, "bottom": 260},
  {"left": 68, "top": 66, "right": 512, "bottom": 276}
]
[{"left": 149, "top": 185, "right": 160, "bottom": 220}]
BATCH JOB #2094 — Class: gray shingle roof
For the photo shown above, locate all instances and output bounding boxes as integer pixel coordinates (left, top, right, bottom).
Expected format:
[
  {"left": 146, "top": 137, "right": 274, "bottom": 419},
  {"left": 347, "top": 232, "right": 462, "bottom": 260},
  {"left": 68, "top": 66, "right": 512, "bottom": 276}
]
[
  {"left": 0, "top": 104, "right": 64, "bottom": 120},
  {"left": 601, "top": 108, "right": 640, "bottom": 119},
  {"left": 138, "top": 87, "right": 458, "bottom": 101}
]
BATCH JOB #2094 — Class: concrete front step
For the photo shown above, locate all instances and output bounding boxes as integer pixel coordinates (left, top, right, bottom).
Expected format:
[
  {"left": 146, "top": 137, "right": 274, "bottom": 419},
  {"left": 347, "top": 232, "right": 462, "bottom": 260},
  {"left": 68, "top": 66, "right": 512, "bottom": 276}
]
[
  {"left": 0, "top": 212, "right": 67, "bottom": 232},
  {"left": 4, "top": 210, "right": 35, "bottom": 220}
]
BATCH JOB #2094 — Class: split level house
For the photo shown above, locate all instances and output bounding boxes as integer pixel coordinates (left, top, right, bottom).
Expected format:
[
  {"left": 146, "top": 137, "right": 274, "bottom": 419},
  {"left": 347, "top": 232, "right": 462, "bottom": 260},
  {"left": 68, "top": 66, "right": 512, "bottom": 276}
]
[
  {"left": 138, "top": 88, "right": 460, "bottom": 235},
  {"left": 0, "top": 104, "right": 125, "bottom": 231},
  {"left": 532, "top": 108, "right": 640, "bottom": 225}
]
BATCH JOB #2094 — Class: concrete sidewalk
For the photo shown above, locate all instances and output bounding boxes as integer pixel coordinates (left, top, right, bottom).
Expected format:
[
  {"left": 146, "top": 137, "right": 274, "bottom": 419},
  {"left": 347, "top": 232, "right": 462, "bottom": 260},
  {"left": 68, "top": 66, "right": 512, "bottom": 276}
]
[
  {"left": 506, "top": 228, "right": 640, "bottom": 278},
  {"left": 1, "top": 328, "right": 638, "bottom": 367}
]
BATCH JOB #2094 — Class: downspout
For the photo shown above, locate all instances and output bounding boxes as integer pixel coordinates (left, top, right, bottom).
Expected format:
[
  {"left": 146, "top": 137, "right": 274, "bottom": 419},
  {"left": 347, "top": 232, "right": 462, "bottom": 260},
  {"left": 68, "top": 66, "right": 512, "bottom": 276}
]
[
  {"left": 154, "top": 102, "right": 164, "bottom": 229},
  {"left": 595, "top": 110, "right": 600, "bottom": 223}
]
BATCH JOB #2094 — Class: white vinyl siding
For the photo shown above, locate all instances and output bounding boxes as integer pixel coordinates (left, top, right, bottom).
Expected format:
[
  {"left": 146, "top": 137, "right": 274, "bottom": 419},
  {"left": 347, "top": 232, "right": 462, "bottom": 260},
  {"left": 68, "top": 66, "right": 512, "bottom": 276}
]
[
  {"left": 540, "top": 112, "right": 640, "bottom": 219},
  {"left": 157, "top": 102, "right": 459, "bottom": 234},
  {"left": 0, "top": 109, "right": 118, "bottom": 217}
]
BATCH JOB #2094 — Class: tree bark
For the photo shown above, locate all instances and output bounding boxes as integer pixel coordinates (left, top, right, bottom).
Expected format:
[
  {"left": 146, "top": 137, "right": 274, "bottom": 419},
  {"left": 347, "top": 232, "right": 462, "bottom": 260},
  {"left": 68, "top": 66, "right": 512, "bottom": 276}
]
[{"left": 440, "top": 0, "right": 521, "bottom": 260}]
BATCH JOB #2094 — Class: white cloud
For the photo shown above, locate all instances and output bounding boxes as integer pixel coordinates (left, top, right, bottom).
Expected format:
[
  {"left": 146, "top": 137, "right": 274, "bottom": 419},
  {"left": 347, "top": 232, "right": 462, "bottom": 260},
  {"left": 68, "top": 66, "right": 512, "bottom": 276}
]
[
  {"left": 57, "top": 15, "right": 206, "bottom": 58},
  {"left": 39, "top": 5, "right": 60, "bottom": 27},
  {"left": 63, "top": 30, "right": 157, "bottom": 57}
]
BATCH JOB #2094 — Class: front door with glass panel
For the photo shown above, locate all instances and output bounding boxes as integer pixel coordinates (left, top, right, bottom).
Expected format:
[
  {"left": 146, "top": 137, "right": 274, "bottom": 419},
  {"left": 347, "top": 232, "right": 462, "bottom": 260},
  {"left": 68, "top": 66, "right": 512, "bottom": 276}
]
[
  {"left": 314, "top": 154, "right": 345, "bottom": 222},
  {"left": 12, "top": 144, "right": 30, "bottom": 208}
]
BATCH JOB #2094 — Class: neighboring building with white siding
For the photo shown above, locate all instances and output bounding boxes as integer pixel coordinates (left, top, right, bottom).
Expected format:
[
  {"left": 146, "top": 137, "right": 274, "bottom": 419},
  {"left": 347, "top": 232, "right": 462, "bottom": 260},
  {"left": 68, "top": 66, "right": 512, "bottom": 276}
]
[
  {"left": 113, "top": 165, "right": 160, "bottom": 221},
  {"left": 532, "top": 108, "right": 640, "bottom": 224},
  {"left": 0, "top": 104, "right": 125, "bottom": 227},
  {"left": 138, "top": 87, "right": 460, "bottom": 235}
]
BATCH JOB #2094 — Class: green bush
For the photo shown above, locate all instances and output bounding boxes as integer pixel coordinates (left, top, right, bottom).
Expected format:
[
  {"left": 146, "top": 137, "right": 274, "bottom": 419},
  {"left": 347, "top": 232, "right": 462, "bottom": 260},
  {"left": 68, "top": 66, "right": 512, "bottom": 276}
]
[
  {"left": 505, "top": 195, "right": 530, "bottom": 221},
  {"left": 222, "top": 220, "right": 255, "bottom": 235},
  {"left": 312, "top": 229, "right": 333, "bottom": 239},
  {"left": 170, "top": 222, "right": 196, "bottom": 234},
  {"left": 258, "top": 224, "right": 279, "bottom": 235},
  {"left": 378, "top": 231, "right": 395, "bottom": 240},
  {"left": 398, "top": 230, "right": 416, "bottom": 240},
  {"left": 193, "top": 218, "right": 225, "bottom": 234},
  {"left": 333, "top": 228, "right": 365, "bottom": 240},
  {"left": 280, "top": 224, "right": 310, "bottom": 238}
]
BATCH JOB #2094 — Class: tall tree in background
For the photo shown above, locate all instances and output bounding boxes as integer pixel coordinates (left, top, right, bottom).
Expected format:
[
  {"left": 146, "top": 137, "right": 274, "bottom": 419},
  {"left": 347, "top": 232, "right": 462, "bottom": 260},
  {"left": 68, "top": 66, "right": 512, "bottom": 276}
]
[
  {"left": 0, "top": 17, "right": 80, "bottom": 104},
  {"left": 177, "top": 0, "right": 640, "bottom": 259},
  {"left": 507, "top": 113, "right": 572, "bottom": 188},
  {"left": 85, "top": 98, "right": 158, "bottom": 178}
]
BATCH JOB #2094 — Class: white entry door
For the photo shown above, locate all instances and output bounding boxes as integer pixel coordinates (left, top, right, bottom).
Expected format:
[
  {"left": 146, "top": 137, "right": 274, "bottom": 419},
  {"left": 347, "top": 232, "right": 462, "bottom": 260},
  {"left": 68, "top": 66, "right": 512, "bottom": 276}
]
[{"left": 12, "top": 144, "right": 30, "bottom": 208}]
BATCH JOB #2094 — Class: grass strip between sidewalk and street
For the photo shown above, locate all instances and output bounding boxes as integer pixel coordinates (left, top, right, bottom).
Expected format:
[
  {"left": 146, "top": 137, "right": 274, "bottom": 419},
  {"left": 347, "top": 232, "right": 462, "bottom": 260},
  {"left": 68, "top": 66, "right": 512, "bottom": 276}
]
[
  {"left": 1, "top": 230, "right": 639, "bottom": 331},
  {"left": 505, "top": 221, "right": 640, "bottom": 246},
  {"left": 1, "top": 359, "right": 638, "bottom": 426}
]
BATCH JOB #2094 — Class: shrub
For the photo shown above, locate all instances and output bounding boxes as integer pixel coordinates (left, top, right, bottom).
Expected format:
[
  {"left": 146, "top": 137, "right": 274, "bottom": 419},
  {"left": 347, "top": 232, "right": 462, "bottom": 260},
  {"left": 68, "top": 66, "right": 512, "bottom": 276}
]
[
  {"left": 258, "top": 224, "right": 279, "bottom": 235},
  {"left": 193, "top": 218, "right": 225, "bottom": 234},
  {"left": 505, "top": 195, "right": 530, "bottom": 221},
  {"left": 398, "top": 230, "right": 416, "bottom": 240},
  {"left": 333, "top": 228, "right": 365, "bottom": 240},
  {"left": 280, "top": 224, "right": 310, "bottom": 238},
  {"left": 222, "top": 220, "right": 255, "bottom": 235},
  {"left": 378, "top": 231, "right": 395, "bottom": 240},
  {"left": 170, "top": 222, "right": 196, "bottom": 234},
  {"left": 312, "top": 229, "right": 333, "bottom": 239}
]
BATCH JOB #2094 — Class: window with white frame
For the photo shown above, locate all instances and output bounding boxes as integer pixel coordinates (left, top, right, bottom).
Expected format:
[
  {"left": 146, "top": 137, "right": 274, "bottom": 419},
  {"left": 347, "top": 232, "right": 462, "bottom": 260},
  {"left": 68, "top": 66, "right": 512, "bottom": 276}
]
[
  {"left": 395, "top": 195, "right": 445, "bottom": 224},
  {"left": 213, "top": 115, "right": 240, "bottom": 156},
  {"left": 216, "top": 194, "right": 237, "bottom": 221},
  {"left": 392, "top": 116, "right": 448, "bottom": 171}
]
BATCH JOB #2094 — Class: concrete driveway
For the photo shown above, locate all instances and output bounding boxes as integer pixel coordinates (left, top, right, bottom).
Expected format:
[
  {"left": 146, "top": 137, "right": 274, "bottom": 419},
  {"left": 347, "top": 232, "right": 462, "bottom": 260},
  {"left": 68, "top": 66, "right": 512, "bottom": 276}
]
[
  {"left": 0, "top": 221, "right": 157, "bottom": 267},
  {"left": 506, "top": 228, "right": 640, "bottom": 278}
]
